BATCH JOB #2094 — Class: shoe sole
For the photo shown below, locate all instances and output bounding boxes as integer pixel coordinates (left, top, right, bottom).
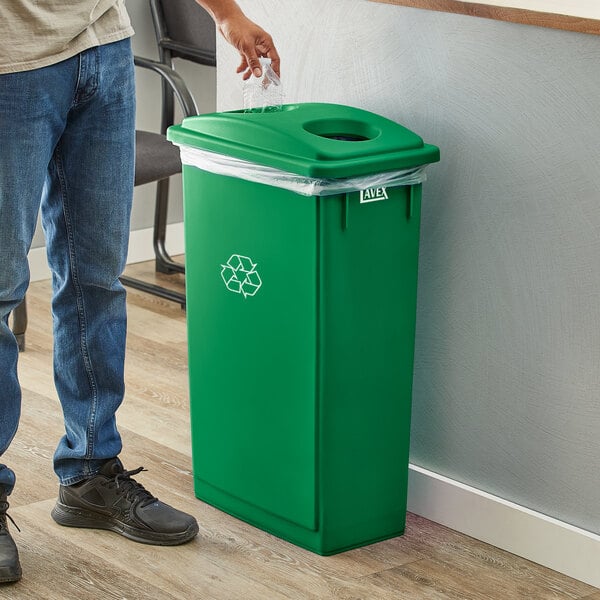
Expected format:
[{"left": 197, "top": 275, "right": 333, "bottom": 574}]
[
  {"left": 51, "top": 502, "right": 199, "bottom": 546},
  {"left": 0, "top": 566, "right": 22, "bottom": 583}
]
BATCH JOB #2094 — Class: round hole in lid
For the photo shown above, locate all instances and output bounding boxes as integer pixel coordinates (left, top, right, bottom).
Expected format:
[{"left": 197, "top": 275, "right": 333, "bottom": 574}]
[
  {"left": 303, "top": 118, "right": 379, "bottom": 142},
  {"left": 320, "top": 133, "right": 370, "bottom": 141}
]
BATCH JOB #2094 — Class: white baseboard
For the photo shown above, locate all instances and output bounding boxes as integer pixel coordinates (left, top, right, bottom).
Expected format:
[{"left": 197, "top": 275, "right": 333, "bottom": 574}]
[
  {"left": 408, "top": 464, "right": 600, "bottom": 588},
  {"left": 28, "top": 222, "right": 185, "bottom": 282}
]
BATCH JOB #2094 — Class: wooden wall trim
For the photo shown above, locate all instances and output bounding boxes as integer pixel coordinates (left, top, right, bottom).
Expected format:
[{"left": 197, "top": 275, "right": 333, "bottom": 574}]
[{"left": 369, "top": 0, "right": 600, "bottom": 35}]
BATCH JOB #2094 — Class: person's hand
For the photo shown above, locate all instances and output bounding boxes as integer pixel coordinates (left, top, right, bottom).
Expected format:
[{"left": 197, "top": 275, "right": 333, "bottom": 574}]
[{"left": 216, "top": 13, "right": 280, "bottom": 80}]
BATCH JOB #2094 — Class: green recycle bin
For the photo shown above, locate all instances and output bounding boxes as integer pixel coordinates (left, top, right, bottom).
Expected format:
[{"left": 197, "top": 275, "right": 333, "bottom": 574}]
[{"left": 167, "top": 103, "right": 439, "bottom": 555}]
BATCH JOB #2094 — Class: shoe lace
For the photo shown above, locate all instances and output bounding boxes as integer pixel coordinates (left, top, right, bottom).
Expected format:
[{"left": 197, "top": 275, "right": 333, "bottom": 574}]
[
  {"left": 0, "top": 500, "right": 21, "bottom": 533},
  {"left": 112, "top": 467, "right": 158, "bottom": 508}
]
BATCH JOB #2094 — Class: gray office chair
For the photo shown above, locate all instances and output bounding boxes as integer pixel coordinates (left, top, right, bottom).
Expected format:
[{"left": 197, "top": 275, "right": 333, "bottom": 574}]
[
  {"left": 120, "top": 53, "right": 198, "bottom": 308},
  {"left": 119, "top": 0, "right": 216, "bottom": 306},
  {"left": 11, "top": 0, "right": 216, "bottom": 350}
]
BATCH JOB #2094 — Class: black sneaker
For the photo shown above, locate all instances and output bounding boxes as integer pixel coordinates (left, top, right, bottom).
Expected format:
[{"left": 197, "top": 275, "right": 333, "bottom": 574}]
[
  {"left": 0, "top": 486, "right": 22, "bottom": 583},
  {"left": 51, "top": 458, "right": 199, "bottom": 546}
]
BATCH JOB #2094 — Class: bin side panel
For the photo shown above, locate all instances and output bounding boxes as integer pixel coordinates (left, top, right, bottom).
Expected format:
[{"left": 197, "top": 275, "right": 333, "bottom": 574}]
[
  {"left": 183, "top": 168, "right": 318, "bottom": 531},
  {"left": 318, "top": 184, "right": 422, "bottom": 552}
]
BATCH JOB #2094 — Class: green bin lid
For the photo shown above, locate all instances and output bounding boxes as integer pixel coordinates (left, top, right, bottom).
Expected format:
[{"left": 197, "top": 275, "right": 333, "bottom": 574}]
[{"left": 167, "top": 102, "right": 439, "bottom": 179}]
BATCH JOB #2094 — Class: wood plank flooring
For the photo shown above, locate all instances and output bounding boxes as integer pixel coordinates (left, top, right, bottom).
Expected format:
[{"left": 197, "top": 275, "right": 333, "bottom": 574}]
[{"left": 4, "top": 262, "right": 599, "bottom": 599}]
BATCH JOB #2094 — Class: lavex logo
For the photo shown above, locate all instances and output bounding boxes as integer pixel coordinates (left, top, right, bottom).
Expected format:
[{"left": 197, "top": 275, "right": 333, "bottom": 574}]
[{"left": 360, "top": 187, "right": 388, "bottom": 203}]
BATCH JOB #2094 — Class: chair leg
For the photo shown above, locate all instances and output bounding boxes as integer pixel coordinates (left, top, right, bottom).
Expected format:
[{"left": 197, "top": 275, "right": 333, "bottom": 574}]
[
  {"left": 119, "top": 275, "right": 186, "bottom": 309},
  {"left": 11, "top": 297, "right": 28, "bottom": 352},
  {"left": 154, "top": 178, "right": 185, "bottom": 275}
]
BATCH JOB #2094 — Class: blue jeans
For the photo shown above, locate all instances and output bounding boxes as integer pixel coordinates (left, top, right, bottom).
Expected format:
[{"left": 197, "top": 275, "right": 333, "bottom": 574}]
[{"left": 0, "top": 38, "right": 135, "bottom": 490}]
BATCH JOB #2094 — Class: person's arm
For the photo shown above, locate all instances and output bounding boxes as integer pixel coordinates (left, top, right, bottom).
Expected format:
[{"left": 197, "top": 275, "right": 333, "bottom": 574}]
[{"left": 196, "top": 0, "right": 280, "bottom": 79}]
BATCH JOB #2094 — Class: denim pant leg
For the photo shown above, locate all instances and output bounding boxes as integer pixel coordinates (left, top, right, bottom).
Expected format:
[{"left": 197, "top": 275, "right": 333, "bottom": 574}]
[
  {"left": 0, "top": 39, "right": 135, "bottom": 488},
  {"left": 0, "top": 61, "right": 72, "bottom": 463},
  {"left": 42, "top": 40, "right": 136, "bottom": 485}
]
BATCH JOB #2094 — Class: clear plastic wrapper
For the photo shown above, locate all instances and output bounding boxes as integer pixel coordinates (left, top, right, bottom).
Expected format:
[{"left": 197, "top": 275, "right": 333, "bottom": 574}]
[
  {"left": 176, "top": 145, "right": 429, "bottom": 197},
  {"left": 242, "top": 57, "right": 284, "bottom": 112}
]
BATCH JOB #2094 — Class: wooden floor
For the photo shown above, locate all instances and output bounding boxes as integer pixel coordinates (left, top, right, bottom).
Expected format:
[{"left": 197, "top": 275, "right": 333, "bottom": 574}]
[{"left": 5, "top": 261, "right": 600, "bottom": 599}]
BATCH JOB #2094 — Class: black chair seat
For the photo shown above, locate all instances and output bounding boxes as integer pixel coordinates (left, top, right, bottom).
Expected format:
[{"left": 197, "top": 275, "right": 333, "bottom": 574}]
[{"left": 135, "top": 130, "right": 182, "bottom": 186}]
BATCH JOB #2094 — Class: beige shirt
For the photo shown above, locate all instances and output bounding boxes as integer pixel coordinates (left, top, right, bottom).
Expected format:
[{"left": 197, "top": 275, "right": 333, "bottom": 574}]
[{"left": 0, "top": 1, "right": 134, "bottom": 74}]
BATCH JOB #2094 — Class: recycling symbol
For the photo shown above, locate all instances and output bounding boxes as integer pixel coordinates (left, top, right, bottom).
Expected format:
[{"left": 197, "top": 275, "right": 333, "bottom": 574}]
[{"left": 220, "top": 254, "right": 262, "bottom": 298}]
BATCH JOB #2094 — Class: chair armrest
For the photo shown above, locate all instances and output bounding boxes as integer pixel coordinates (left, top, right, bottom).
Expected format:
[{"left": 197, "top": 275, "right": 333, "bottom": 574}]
[{"left": 134, "top": 55, "right": 199, "bottom": 118}]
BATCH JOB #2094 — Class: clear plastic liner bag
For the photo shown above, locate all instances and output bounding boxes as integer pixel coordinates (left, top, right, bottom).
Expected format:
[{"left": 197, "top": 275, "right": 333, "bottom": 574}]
[
  {"left": 243, "top": 57, "right": 284, "bottom": 113},
  {"left": 177, "top": 146, "right": 429, "bottom": 197}
]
